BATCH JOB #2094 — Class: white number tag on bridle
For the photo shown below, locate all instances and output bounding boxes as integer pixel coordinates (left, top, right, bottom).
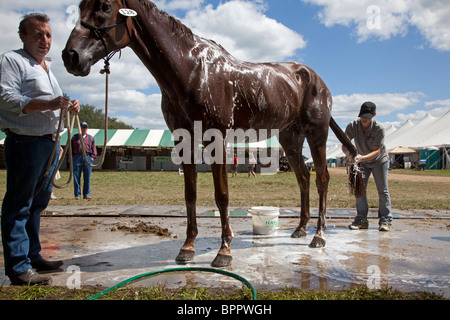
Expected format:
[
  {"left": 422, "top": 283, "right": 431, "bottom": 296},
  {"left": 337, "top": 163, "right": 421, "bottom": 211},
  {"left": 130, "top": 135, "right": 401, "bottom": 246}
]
[{"left": 119, "top": 8, "right": 138, "bottom": 17}]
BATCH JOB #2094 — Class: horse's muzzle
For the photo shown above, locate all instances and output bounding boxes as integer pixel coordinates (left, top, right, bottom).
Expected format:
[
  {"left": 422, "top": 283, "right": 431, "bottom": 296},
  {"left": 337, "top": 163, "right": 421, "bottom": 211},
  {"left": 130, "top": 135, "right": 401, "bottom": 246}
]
[{"left": 62, "top": 48, "right": 90, "bottom": 77}]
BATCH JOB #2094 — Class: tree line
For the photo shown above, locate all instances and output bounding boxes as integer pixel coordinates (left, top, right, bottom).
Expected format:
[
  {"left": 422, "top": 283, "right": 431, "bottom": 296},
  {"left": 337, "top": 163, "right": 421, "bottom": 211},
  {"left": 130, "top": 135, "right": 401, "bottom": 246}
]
[
  {"left": 65, "top": 94, "right": 133, "bottom": 129},
  {"left": 76, "top": 104, "right": 133, "bottom": 129}
]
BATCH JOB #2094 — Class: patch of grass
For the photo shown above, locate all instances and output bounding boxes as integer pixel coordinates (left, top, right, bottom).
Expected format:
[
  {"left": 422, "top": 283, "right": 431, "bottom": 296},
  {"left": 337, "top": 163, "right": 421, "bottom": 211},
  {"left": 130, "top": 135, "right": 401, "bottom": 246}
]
[
  {"left": 390, "top": 169, "right": 450, "bottom": 177},
  {"left": 0, "top": 169, "right": 448, "bottom": 301},
  {"left": 257, "top": 286, "right": 446, "bottom": 300},
  {"left": 0, "top": 285, "right": 445, "bottom": 300},
  {"left": 1, "top": 169, "right": 448, "bottom": 210},
  {"left": 0, "top": 285, "right": 98, "bottom": 300}
]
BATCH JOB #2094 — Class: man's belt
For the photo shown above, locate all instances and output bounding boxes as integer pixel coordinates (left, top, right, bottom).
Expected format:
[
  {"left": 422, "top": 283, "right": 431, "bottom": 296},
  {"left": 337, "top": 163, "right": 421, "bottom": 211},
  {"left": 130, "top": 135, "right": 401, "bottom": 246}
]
[{"left": 4, "top": 129, "right": 55, "bottom": 141}]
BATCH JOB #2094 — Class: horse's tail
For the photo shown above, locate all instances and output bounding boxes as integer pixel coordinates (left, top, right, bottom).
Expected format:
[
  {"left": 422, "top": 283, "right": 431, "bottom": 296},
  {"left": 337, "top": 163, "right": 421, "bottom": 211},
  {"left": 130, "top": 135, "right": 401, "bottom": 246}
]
[{"left": 329, "top": 117, "right": 366, "bottom": 198}]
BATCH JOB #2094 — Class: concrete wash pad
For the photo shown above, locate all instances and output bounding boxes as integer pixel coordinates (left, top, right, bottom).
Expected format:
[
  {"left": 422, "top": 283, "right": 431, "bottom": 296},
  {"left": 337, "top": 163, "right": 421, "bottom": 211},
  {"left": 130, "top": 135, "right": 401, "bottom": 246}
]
[{"left": 0, "top": 206, "right": 448, "bottom": 297}]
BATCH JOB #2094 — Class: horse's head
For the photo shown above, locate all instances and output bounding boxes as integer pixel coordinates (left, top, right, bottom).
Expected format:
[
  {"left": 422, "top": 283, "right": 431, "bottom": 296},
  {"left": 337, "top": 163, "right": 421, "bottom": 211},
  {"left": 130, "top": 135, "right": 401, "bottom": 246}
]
[{"left": 62, "top": 0, "right": 136, "bottom": 76}]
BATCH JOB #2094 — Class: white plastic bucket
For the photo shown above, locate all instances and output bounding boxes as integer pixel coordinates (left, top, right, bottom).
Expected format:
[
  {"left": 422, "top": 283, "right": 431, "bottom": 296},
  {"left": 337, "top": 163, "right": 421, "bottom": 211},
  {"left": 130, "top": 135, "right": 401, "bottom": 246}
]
[{"left": 251, "top": 206, "right": 280, "bottom": 235}]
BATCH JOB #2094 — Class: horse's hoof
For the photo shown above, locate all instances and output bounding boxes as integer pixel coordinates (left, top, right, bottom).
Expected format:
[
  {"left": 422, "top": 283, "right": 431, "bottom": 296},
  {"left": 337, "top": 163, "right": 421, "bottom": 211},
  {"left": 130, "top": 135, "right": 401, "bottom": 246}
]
[
  {"left": 309, "top": 235, "right": 326, "bottom": 248},
  {"left": 291, "top": 229, "right": 307, "bottom": 238},
  {"left": 211, "top": 254, "right": 232, "bottom": 268},
  {"left": 175, "top": 249, "right": 195, "bottom": 264}
]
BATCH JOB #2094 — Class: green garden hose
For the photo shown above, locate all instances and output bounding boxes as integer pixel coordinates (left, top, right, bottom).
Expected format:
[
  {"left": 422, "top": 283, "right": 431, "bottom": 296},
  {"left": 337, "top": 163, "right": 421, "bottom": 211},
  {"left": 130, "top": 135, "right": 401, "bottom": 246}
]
[{"left": 87, "top": 267, "right": 257, "bottom": 300}]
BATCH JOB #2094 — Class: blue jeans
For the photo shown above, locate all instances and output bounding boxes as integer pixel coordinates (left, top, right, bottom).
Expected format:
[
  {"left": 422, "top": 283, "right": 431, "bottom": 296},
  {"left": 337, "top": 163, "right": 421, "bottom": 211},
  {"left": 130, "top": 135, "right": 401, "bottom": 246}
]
[
  {"left": 355, "top": 161, "right": 393, "bottom": 225},
  {"left": 72, "top": 154, "right": 93, "bottom": 197},
  {"left": 1, "top": 133, "right": 59, "bottom": 276}
]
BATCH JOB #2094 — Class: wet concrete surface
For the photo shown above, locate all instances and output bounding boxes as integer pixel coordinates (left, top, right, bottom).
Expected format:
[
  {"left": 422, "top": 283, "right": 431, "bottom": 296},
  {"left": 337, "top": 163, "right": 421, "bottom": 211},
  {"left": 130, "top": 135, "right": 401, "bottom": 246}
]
[{"left": 0, "top": 205, "right": 449, "bottom": 297}]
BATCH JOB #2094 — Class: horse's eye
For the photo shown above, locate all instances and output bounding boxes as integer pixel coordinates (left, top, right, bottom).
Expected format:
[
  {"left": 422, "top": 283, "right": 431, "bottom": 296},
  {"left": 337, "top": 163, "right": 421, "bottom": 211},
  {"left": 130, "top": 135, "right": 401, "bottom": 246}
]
[{"left": 101, "top": 2, "right": 112, "bottom": 13}]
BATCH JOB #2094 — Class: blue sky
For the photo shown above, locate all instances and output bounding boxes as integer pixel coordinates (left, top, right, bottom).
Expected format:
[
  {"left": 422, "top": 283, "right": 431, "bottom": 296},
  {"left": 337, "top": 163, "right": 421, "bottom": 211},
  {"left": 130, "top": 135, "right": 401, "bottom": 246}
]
[
  {"left": 259, "top": 1, "right": 450, "bottom": 128},
  {"left": 0, "top": 0, "right": 449, "bottom": 148}
]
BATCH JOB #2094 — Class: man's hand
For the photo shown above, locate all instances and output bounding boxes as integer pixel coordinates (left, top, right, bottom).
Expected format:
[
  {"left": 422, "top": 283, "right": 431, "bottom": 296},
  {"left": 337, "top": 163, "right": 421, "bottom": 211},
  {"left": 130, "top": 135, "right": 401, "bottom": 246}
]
[
  {"left": 22, "top": 96, "right": 71, "bottom": 114},
  {"left": 48, "top": 96, "right": 70, "bottom": 111},
  {"left": 355, "top": 154, "right": 364, "bottom": 164},
  {"left": 69, "top": 99, "right": 81, "bottom": 114}
]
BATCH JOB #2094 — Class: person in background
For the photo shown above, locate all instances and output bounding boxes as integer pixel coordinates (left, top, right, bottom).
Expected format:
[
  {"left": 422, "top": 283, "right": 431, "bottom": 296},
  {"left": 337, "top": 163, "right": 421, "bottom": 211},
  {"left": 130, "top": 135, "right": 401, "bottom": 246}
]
[
  {"left": 0, "top": 13, "right": 80, "bottom": 285},
  {"left": 231, "top": 153, "right": 238, "bottom": 177},
  {"left": 71, "top": 122, "right": 97, "bottom": 200},
  {"left": 344, "top": 102, "right": 393, "bottom": 232},
  {"left": 248, "top": 152, "right": 257, "bottom": 178}
]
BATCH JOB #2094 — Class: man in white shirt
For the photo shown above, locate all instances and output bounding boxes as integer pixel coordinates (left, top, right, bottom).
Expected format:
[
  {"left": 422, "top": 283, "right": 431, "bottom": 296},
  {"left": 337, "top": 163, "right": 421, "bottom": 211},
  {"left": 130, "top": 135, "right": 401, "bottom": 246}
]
[{"left": 0, "top": 13, "right": 80, "bottom": 285}]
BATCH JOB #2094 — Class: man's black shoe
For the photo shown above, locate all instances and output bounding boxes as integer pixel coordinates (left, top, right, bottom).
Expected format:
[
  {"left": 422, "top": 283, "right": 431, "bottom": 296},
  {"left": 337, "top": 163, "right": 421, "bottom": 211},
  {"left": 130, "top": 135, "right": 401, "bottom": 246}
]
[{"left": 31, "top": 258, "right": 64, "bottom": 271}]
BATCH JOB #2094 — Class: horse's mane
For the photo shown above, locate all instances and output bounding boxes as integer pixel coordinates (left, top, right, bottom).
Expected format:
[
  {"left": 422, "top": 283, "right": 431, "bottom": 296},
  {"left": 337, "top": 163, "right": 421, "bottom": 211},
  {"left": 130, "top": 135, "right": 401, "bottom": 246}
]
[{"left": 137, "top": 0, "right": 194, "bottom": 39}]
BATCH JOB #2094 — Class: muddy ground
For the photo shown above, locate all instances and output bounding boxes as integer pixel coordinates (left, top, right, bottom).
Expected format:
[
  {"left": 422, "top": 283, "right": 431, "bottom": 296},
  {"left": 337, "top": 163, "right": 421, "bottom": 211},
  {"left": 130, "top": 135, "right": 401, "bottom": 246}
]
[{"left": 1, "top": 211, "right": 447, "bottom": 297}]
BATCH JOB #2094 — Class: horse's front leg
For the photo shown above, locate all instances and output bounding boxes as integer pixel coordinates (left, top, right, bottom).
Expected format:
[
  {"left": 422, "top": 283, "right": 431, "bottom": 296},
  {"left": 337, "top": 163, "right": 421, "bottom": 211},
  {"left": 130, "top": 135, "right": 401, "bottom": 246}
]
[
  {"left": 279, "top": 127, "right": 310, "bottom": 238},
  {"left": 176, "top": 163, "right": 198, "bottom": 263},
  {"left": 210, "top": 161, "right": 233, "bottom": 268}
]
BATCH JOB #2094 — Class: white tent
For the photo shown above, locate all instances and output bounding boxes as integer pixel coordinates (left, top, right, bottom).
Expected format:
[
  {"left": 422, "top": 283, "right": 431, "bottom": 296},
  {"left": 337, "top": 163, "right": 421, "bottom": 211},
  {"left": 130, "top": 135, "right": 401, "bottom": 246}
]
[
  {"left": 323, "top": 123, "right": 399, "bottom": 161},
  {"left": 412, "top": 110, "right": 450, "bottom": 148},
  {"left": 318, "top": 110, "right": 450, "bottom": 163},
  {"left": 382, "top": 120, "right": 415, "bottom": 150},
  {"left": 386, "top": 113, "right": 438, "bottom": 150},
  {"left": 384, "top": 125, "right": 398, "bottom": 138},
  {"left": 388, "top": 146, "right": 417, "bottom": 154}
]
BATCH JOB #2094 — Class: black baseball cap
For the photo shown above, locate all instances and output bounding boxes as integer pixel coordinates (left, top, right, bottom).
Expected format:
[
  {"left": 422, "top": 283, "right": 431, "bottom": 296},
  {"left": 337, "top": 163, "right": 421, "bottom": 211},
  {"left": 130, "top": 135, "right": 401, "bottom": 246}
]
[
  {"left": 81, "top": 122, "right": 89, "bottom": 127},
  {"left": 358, "top": 102, "right": 377, "bottom": 119}
]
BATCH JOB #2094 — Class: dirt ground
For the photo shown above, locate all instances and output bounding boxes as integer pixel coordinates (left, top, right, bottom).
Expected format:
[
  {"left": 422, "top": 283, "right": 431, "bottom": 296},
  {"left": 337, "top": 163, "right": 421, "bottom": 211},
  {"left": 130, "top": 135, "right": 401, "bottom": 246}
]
[
  {"left": 112, "top": 221, "right": 172, "bottom": 237},
  {"left": 329, "top": 167, "right": 450, "bottom": 183},
  {"left": 1, "top": 211, "right": 448, "bottom": 297}
]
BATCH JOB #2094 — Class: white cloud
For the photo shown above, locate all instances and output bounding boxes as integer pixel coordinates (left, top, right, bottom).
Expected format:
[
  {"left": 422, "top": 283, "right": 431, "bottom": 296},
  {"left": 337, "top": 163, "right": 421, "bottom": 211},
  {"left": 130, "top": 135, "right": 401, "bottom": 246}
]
[
  {"left": 328, "top": 93, "right": 449, "bottom": 147},
  {"left": 303, "top": 0, "right": 450, "bottom": 51},
  {"left": 324, "top": 92, "right": 450, "bottom": 153},
  {"left": 409, "top": 0, "right": 450, "bottom": 51},
  {"left": 425, "top": 99, "right": 450, "bottom": 109},
  {"left": 331, "top": 92, "right": 425, "bottom": 121},
  {"left": 1, "top": 0, "right": 76, "bottom": 12},
  {"left": 154, "top": 0, "right": 205, "bottom": 11},
  {"left": 397, "top": 106, "right": 450, "bottom": 123},
  {"left": 117, "top": 113, "right": 167, "bottom": 130},
  {"left": 182, "top": 1, "right": 307, "bottom": 62},
  {"left": 0, "top": 12, "right": 23, "bottom": 50},
  {"left": 0, "top": 2, "right": 163, "bottom": 129},
  {"left": 107, "top": 91, "right": 165, "bottom": 130},
  {"left": 1, "top": 0, "right": 447, "bottom": 134},
  {"left": 0, "top": 1, "right": 308, "bottom": 130}
]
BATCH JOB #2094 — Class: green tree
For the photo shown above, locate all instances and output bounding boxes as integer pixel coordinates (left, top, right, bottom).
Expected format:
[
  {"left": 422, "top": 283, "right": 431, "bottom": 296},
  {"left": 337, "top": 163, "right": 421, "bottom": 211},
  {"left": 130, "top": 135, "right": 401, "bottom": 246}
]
[
  {"left": 63, "top": 94, "right": 134, "bottom": 129},
  {"left": 77, "top": 104, "right": 134, "bottom": 129}
]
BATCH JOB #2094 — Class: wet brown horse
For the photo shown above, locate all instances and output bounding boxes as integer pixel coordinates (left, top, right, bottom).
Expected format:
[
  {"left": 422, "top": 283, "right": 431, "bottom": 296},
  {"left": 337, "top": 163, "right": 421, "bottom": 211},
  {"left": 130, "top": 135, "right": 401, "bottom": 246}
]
[{"left": 63, "top": 0, "right": 359, "bottom": 267}]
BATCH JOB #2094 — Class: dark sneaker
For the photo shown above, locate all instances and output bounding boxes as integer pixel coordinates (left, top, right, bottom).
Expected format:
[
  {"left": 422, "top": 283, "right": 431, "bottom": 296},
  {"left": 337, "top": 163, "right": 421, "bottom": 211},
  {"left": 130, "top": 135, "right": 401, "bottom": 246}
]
[
  {"left": 349, "top": 220, "right": 369, "bottom": 230},
  {"left": 9, "top": 269, "right": 51, "bottom": 286},
  {"left": 379, "top": 223, "right": 391, "bottom": 232}
]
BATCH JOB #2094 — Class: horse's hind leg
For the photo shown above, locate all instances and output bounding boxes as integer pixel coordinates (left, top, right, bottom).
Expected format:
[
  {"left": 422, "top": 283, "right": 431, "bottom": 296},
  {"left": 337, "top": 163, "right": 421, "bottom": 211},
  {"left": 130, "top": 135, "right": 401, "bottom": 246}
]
[
  {"left": 299, "top": 69, "right": 331, "bottom": 248},
  {"left": 279, "top": 125, "right": 310, "bottom": 238},
  {"left": 210, "top": 155, "right": 233, "bottom": 267},
  {"left": 308, "top": 136, "right": 330, "bottom": 248},
  {"left": 176, "top": 163, "right": 198, "bottom": 263}
]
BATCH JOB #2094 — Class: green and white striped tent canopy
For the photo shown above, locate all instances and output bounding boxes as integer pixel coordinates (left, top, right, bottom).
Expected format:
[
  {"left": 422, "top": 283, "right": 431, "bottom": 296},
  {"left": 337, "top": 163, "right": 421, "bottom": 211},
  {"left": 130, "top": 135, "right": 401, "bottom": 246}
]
[
  {"left": 0, "top": 129, "right": 281, "bottom": 149},
  {"left": 0, "top": 129, "right": 174, "bottom": 148},
  {"left": 59, "top": 129, "right": 175, "bottom": 147}
]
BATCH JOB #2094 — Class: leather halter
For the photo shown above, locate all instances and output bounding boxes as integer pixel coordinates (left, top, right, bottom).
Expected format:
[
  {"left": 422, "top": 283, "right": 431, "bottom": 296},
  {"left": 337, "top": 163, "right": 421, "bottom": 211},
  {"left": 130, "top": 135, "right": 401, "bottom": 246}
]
[
  {"left": 80, "top": 20, "right": 127, "bottom": 56},
  {"left": 79, "top": 0, "right": 133, "bottom": 66}
]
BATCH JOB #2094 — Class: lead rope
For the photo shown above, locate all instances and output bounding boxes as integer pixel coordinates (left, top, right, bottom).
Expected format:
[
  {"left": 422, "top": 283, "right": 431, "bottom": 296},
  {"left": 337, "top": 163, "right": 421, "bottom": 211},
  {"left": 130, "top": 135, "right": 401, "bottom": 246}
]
[
  {"left": 47, "top": 56, "right": 114, "bottom": 192},
  {"left": 74, "top": 58, "right": 111, "bottom": 171}
]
